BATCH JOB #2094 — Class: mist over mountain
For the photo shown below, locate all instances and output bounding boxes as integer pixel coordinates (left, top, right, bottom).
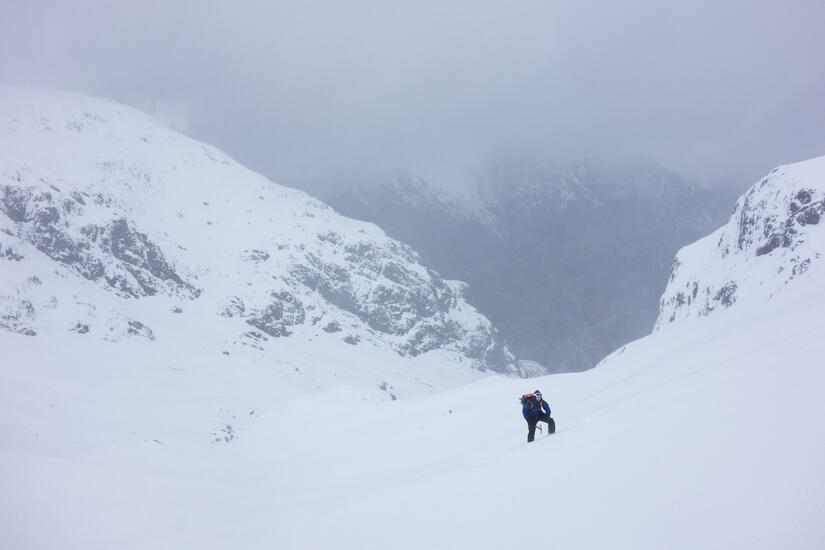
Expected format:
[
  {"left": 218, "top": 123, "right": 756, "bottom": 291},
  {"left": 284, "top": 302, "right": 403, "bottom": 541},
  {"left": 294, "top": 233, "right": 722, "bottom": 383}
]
[
  {"left": 324, "top": 159, "right": 739, "bottom": 372},
  {"left": 4, "top": 2, "right": 824, "bottom": 198}
]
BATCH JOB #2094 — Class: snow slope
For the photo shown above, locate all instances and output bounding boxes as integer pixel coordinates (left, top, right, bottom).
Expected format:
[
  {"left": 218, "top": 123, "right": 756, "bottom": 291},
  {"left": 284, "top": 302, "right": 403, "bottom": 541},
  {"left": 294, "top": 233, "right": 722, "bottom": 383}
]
[
  {"left": 3, "top": 261, "right": 823, "bottom": 550},
  {"left": 3, "top": 90, "right": 823, "bottom": 548}
]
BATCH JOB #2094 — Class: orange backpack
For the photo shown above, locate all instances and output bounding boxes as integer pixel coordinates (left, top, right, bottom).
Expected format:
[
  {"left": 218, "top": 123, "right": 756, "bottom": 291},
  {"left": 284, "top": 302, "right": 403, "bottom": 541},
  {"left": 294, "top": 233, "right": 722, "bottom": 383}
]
[{"left": 520, "top": 393, "right": 540, "bottom": 408}]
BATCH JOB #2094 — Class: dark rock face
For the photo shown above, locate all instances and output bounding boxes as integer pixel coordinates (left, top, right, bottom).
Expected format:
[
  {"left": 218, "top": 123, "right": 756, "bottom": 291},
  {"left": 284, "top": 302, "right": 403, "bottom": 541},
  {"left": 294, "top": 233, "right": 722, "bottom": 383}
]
[
  {"left": 102, "top": 218, "right": 188, "bottom": 295},
  {"left": 126, "top": 320, "right": 155, "bottom": 340},
  {"left": 755, "top": 233, "right": 783, "bottom": 256},
  {"left": 1, "top": 245, "right": 24, "bottom": 261},
  {"left": 0, "top": 184, "right": 199, "bottom": 299},
  {"left": 797, "top": 207, "right": 821, "bottom": 226},
  {"left": 660, "top": 276, "right": 742, "bottom": 325},
  {"left": 1, "top": 185, "right": 36, "bottom": 222},
  {"left": 281, "top": 234, "right": 515, "bottom": 373},
  {"left": 738, "top": 186, "right": 823, "bottom": 258},
  {"left": 713, "top": 282, "right": 737, "bottom": 308},
  {"left": 402, "top": 322, "right": 459, "bottom": 357},
  {"left": 323, "top": 321, "right": 342, "bottom": 333},
  {"left": 246, "top": 292, "right": 306, "bottom": 337},
  {"left": 0, "top": 296, "right": 37, "bottom": 336},
  {"left": 221, "top": 297, "right": 246, "bottom": 318}
]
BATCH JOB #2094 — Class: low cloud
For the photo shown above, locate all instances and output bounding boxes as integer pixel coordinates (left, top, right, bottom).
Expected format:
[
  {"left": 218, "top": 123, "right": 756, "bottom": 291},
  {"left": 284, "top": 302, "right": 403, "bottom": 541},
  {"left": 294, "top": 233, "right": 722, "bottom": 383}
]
[{"left": 2, "top": 0, "right": 823, "bottom": 191}]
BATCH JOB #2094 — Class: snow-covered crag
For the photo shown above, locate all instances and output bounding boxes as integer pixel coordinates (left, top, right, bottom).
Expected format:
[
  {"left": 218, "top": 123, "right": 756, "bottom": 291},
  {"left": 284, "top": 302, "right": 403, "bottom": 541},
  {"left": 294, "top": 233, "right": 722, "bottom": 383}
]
[
  {"left": 656, "top": 156, "right": 825, "bottom": 328},
  {"left": 0, "top": 87, "right": 516, "bottom": 383}
]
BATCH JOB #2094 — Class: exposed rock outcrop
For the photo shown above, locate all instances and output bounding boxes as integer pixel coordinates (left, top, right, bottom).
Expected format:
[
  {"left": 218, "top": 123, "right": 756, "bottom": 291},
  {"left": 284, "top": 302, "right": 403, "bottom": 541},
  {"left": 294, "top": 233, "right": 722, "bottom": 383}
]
[{"left": 656, "top": 157, "right": 825, "bottom": 329}]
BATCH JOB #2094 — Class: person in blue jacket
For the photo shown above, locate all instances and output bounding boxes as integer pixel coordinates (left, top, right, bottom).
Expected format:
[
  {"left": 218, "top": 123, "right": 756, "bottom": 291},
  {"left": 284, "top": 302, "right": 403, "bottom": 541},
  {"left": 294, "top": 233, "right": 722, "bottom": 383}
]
[{"left": 522, "top": 389, "right": 555, "bottom": 442}]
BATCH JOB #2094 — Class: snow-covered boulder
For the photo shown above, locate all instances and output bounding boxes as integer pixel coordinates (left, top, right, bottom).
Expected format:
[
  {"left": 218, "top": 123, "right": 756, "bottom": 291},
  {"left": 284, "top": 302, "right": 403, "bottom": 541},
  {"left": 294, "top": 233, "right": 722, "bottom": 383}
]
[{"left": 655, "top": 156, "right": 825, "bottom": 329}]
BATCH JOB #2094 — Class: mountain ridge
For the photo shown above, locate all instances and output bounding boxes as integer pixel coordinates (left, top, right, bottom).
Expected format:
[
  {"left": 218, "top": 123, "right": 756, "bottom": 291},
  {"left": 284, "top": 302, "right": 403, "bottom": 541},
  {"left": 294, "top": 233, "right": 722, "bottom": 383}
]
[{"left": 0, "top": 86, "right": 518, "bottom": 396}]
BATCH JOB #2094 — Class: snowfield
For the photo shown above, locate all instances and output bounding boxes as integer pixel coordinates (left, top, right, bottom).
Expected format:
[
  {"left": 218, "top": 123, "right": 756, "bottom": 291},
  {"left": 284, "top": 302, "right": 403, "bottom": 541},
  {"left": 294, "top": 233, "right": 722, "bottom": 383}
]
[
  {"left": 3, "top": 273, "right": 823, "bottom": 549},
  {"left": 2, "top": 87, "right": 824, "bottom": 549}
]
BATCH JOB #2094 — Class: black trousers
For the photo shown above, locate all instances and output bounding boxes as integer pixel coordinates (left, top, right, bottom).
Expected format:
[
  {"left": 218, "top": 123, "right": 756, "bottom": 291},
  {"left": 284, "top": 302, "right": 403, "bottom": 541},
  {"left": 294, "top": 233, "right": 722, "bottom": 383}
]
[{"left": 526, "top": 412, "right": 555, "bottom": 442}]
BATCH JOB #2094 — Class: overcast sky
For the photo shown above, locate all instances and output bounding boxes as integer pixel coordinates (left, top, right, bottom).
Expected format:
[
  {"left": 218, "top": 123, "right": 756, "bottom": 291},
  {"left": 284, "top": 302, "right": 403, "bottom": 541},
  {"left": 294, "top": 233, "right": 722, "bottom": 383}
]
[{"left": 2, "top": 0, "right": 824, "bottom": 192}]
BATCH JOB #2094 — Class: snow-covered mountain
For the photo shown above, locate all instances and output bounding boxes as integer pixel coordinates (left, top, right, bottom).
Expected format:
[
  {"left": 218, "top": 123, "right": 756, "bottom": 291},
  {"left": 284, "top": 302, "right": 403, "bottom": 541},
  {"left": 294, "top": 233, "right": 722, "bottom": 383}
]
[
  {"left": 4, "top": 156, "right": 823, "bottom": 550},
  {"left": 326, "top": 159, "right": 736, "bottom": 372},
  {"left": 656, "top": 156, "right": 825, "bottom": 329},
  {"left": 0, "top": 86, "right": 517, "bottom": 397}
]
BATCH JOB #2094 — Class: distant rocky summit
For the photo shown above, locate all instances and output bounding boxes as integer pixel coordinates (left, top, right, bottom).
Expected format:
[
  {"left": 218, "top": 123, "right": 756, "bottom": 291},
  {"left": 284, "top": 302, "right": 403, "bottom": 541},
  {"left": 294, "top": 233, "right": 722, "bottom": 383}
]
[
  {"left": 656, "top": 156, "right": 825, "bottom": 329},
  {"left": 0, "top": 86, "right": 516, "bottom": 377}
]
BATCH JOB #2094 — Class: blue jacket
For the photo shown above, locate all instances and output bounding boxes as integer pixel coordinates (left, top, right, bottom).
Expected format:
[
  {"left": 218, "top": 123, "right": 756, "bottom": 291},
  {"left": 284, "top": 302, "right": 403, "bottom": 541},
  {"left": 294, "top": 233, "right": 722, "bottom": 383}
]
[{"left": 523, "top": 395, "right": 551, "bottom": 420}]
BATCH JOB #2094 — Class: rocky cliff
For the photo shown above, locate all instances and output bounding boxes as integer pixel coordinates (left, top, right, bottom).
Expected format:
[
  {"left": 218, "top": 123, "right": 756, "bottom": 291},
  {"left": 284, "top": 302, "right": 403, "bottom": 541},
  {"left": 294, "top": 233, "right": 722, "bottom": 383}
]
[{"left": 656, "top": 156, "right": 824, "bottom": 329}]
